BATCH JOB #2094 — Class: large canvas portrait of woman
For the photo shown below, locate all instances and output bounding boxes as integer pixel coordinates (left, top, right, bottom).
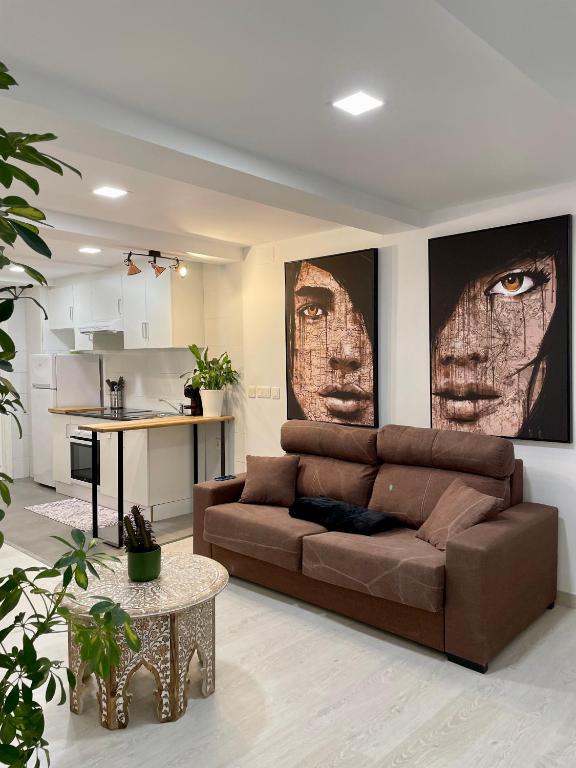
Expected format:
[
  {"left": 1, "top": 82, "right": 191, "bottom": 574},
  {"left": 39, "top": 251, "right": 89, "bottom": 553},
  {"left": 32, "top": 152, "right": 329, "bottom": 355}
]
[
  {"left": 285, "top": 249, "right": 378, "bottom": 427},
  {"left": 429, "top": 215, "right": 571, "bottom": 442}
]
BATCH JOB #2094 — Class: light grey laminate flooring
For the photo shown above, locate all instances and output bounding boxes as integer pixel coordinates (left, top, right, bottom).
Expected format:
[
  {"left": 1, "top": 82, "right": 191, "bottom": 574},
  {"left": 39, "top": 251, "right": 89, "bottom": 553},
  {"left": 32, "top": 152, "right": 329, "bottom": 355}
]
[
  {"left": 1, "top": 540, "right": 575, "bottom": 768},
  {"left": 3, "top": 478, "right": 193, "bottom": 563}
]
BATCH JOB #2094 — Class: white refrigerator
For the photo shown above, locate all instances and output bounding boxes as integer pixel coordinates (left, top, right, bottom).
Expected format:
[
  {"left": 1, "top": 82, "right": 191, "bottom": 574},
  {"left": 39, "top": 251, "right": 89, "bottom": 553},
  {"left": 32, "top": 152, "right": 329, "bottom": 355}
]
[{"left": 31, "top": 354, "right": 102, "bottom": 486}]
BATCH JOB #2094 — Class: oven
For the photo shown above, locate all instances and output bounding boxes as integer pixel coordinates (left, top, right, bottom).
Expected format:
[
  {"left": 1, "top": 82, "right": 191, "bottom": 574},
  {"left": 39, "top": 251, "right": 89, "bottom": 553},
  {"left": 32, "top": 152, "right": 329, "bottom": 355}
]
[{"left": 70, "top": 429, "right": 100, "bottom": 485}]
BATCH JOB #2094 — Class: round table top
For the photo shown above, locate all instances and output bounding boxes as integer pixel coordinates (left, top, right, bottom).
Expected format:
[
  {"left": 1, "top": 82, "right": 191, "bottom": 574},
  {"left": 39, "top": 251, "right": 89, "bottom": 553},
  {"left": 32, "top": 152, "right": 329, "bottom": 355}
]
[{"left": 67, "top": 553, "right": 228, "bottom": 618}]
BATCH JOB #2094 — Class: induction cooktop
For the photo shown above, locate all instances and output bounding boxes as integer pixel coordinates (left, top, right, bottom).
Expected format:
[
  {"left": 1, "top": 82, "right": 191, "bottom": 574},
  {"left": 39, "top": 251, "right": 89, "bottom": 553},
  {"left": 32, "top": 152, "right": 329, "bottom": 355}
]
[{"left": 77, "top": 409, "right": 173, "bottom": 421}]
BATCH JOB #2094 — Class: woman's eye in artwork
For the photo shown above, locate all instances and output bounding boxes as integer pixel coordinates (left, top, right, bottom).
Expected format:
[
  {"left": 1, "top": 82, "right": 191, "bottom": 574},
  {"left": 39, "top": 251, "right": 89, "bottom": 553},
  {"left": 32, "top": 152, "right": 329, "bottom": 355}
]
[
  {"left": 300, "top": 303, "right": 327, "bottom": 320},
  {"left": 486, "top": 268, "right": 550, "bottom": 297}
]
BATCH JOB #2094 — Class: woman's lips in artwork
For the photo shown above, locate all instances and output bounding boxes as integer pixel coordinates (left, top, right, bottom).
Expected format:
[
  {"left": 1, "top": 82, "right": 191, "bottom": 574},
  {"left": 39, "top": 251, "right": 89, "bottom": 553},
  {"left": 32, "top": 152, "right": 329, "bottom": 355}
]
[
  {"left": 318, "top": 383, "right": 370, "bottom": 415},
  {"left": 433, "top": 382, "right": 501, "bottom": 422}
]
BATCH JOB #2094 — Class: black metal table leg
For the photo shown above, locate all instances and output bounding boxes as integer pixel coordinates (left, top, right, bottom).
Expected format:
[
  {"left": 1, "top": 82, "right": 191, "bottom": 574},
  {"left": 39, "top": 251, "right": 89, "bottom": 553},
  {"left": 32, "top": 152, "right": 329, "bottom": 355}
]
[
  {"left": 91, "top": 431, "right": 99, "bottom": 539},
  {"left": 220, "top": 421, "right": 226, "bottom": 476},
  {"left": 100, "top": 430, "right": 124, "bottom": 549},
  {"left": 193, "top": 424, "right": 198, "bottom": 484},
  {"left": 116, "top": 431, "right": 124, "bottom": 548}
]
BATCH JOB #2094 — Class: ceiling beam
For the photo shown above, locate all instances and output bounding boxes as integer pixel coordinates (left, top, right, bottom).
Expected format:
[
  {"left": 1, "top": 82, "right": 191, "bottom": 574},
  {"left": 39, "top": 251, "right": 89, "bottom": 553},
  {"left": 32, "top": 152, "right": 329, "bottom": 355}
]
[
  {"left": 1, "top": 67, "right": 424, "bottom": 235},
  {"left": 42, "top": 211, "right": 245, "bottom": 263}
]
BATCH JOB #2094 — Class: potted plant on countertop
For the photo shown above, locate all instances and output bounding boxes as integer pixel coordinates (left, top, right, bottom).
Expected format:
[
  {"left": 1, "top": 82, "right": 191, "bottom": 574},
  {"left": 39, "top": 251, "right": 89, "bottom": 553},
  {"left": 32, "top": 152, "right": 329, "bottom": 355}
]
[
  {"left": 124, "top": 505, "right": 161, "bottom": 582},
  {"left": 182, "top": 343, "right": 239, "bottom": 417}
]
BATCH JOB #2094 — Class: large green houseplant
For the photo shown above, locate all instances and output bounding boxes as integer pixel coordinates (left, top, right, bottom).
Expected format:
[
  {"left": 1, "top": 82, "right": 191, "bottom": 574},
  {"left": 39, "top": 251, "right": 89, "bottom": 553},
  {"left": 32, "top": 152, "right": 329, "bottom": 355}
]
[
  {"left": 0, "top": 62, "right": 140, "bottom": 768},
  {"left": 182, "top": 344, "right": 239, "bottom": 417}
]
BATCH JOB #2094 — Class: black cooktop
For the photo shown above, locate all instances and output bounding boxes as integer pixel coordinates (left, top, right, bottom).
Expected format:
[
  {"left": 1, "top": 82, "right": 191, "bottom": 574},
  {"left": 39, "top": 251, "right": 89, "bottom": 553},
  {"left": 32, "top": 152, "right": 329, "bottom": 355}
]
[{"left": 77, "top": 409, "right": 171, "bottom": 421}]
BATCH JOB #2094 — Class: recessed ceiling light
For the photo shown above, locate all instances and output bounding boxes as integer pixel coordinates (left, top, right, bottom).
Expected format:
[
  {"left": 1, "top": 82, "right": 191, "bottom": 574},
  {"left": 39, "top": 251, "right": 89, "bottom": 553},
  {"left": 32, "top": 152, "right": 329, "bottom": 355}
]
[
  {"left": 332, "top": 91, "right": 384, "bottom": 116},
  {"left": 9, "top": 265, "right": 25, "bottom": 272},
  {"left": 78, "top": 246, "right": 102, "bottom": 254},
  {"left": 93, "top": 186, "right": 128, "bottom": 199}
]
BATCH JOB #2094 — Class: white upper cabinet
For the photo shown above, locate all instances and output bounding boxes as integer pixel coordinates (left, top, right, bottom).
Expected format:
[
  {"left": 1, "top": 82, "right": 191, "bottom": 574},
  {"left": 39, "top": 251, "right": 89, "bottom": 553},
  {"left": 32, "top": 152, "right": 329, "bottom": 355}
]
[
  {"left": 91, "top": 273, "right": 123, "bottom": 321},
  {"left": 72, "top": 281, "right": 93, "bottom": 326},
  {"left": 122, "top": 262, "right": 204, "bottom": 349},
  {"left": 47, "top": 285, "right": 75, "bottom": 330},
  {"left": 47, "top": 262, "right": 204, "bottom": 350}
]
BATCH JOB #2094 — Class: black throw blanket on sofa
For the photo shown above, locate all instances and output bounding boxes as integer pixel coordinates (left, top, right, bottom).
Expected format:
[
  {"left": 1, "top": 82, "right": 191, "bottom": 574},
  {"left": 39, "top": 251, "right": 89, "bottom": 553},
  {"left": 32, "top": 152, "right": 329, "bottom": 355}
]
[{"left": 289, "top": 496, "right": 400, "bottom": 536}]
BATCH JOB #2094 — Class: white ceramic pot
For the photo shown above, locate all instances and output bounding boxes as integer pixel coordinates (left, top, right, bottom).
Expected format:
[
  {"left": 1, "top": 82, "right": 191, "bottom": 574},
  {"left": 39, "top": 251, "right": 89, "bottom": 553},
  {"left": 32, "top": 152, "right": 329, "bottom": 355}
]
[{"left": 201, "top": 389, "right": 224, "bottom": 417}]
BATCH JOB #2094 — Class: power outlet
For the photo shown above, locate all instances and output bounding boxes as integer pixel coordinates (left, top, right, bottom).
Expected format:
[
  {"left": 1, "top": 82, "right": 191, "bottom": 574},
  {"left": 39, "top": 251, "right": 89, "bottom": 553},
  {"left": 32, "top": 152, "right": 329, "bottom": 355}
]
[
  {"left": 271, "top": 387, "right": 281, "bottom": 399},
  {"left": 256, "top": 385, "right": 271, "bottom": 399},
  {"left": 247, "top": 385, "right": 256, "bottom": 398}
]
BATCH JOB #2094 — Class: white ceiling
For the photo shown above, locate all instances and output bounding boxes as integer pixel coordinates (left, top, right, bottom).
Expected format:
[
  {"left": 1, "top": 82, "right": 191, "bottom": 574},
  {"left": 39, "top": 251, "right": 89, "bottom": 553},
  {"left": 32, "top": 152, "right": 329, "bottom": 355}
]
[{"left": 0, "top": 0, "right": 575, "bottom": 279}]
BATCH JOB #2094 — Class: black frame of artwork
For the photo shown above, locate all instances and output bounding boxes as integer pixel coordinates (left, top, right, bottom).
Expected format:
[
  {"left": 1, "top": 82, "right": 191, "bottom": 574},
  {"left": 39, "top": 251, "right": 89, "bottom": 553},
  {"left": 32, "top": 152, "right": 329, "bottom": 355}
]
[
  {"left": 428, "top": 215, "right": 572, "bottom": 443},
  {"left": 284, "top": 248, "right": 379, "bottom": 428}
]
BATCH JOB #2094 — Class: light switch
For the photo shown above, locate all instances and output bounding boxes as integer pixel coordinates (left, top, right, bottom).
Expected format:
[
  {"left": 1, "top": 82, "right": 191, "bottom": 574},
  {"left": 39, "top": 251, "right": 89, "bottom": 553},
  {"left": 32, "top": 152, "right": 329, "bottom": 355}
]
[
  {"left": 247, "top": 385, "right": 256, "bottom": 398},
  {"left": 271, "top": 387, "right": 281, "bottom": 399},
  {"left": 256, "top": 385, "right": 271, "bottom": 398}
]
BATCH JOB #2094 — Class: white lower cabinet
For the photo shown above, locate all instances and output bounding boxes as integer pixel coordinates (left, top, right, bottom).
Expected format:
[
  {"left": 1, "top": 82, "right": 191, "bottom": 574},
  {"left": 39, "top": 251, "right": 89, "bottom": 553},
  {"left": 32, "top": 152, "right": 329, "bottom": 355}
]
[
  {"left": 52, "top": 415, "right": 71, "bottom": 484},
  {"left": 51, "top": 415, "right": 190, "bottom": 516}
]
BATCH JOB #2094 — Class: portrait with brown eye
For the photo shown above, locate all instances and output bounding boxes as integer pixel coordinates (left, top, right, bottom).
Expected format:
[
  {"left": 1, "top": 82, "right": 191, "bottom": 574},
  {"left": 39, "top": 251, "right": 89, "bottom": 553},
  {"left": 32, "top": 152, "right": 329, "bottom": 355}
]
[
  {"left": 285, "top": 249, "right": 378, "bottom": 428},
  {"left": 429, "top": 215, "right": 571, "bottom": 443}
]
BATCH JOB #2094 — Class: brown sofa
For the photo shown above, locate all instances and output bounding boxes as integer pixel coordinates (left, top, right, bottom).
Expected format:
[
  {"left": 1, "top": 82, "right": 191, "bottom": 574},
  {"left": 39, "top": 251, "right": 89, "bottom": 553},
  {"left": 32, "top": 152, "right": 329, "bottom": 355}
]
[{"left": 193, "top": 421, "right": 558, "bottom": 672}]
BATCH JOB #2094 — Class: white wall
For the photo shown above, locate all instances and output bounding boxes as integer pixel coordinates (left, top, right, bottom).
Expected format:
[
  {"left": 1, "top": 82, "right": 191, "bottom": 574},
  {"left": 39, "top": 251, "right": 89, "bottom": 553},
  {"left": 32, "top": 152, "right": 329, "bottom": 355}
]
[{"left": 238, "top": 183, "right": 576, "bottom": 596}]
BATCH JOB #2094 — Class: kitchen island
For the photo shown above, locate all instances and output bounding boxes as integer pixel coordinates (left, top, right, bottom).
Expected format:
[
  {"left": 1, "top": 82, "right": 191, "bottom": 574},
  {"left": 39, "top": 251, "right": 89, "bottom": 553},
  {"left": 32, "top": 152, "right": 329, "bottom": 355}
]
[{"left": 50, "top": 408, "right": 233, "bottom": 548}]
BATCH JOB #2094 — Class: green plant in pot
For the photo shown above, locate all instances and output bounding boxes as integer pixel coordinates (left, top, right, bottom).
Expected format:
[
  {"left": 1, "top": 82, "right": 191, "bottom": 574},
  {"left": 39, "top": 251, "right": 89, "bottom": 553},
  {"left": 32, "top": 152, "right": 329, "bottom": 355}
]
[
  {"left": 182, "top": 343, "right": 239, "bottom": 417},
  {"left": 0, "top": 61, "right": 141, "bottom": 767},
  {"left": 124, "top": 506, "right": 161, "bottom": 582}
]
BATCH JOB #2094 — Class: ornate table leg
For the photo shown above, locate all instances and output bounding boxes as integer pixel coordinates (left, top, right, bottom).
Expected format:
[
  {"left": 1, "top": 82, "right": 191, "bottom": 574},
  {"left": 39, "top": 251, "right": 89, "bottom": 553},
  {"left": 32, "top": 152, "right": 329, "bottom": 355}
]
[
  {"left": 69, "top": 614, "right": 172, "bottom": 729},
  {"left": 68, "top": 626, "right": 91, "bottom": 715},
  {"left": 172, "top": 598, "right": 216, "bottom": 719}
]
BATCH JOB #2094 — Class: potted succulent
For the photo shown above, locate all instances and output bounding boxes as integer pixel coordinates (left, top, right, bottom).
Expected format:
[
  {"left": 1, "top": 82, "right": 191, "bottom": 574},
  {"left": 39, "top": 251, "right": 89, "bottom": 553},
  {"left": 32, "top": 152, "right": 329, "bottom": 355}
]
[
  {"left": 124, "top": 506, "right": 161, "bottom": 582},
  {"left": 182, "top": 343, "right": 239, "bottom": 417}
]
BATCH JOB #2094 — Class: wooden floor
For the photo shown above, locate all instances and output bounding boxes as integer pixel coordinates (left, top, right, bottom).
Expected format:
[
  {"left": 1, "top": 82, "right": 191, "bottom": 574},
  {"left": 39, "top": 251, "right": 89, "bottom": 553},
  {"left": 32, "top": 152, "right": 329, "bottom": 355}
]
[{"left": 1, "top": 539, "right": 575, "bottom": 768}]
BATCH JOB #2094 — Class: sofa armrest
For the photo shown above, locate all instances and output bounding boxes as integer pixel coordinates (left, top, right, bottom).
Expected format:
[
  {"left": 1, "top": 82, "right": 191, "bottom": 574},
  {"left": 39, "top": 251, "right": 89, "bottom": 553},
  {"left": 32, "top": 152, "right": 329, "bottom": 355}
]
[
  {"left": 193, "top": 474, "right": 246, "bottom": 556},
  {"left": 445, "top": 502, "right": 558, "bottom": 668}
]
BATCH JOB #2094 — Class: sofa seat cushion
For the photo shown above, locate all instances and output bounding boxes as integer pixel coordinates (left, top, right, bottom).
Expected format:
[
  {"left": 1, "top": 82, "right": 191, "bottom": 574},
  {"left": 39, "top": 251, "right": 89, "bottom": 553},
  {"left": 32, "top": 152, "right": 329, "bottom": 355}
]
[
  {"left": 204, "top": 502, "right": 326, "bottom": 572},
  {"left": 302, "top": 528, "right": 446, "bottom": 613}
]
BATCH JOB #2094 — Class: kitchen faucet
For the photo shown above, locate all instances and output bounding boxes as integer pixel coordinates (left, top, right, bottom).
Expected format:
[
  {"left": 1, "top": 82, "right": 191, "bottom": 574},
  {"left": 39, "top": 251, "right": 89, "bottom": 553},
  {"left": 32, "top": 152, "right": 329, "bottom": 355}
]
[{"left": 158, "top": 398, "right": 185, "bottom": 414}]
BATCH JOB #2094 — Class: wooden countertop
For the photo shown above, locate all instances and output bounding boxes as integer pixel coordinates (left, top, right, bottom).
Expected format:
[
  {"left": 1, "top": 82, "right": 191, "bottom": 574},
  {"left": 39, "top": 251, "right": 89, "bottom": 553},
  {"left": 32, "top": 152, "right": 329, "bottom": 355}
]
[
  {"left": 48, "top": 406, "right": 105, "bottom": 414},
  {"left": 78, "top": 414, "right": 234, "bottom": 433}
]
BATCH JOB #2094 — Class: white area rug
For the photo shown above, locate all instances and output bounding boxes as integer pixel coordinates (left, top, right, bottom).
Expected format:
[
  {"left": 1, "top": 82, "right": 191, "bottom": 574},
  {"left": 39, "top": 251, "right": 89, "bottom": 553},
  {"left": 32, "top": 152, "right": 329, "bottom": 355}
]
[{"left": 25, "top": 498, "right": 118, "bottom": 531}]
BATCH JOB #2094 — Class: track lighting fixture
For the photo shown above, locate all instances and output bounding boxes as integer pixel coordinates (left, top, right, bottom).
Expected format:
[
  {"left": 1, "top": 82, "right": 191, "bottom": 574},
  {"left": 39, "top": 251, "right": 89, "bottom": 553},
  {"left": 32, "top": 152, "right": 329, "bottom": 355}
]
[
  {"left": 124, "top": 252, "right": 142, "bottom": 276},
  {"left": 150, "top": 252, "right": 166, "bottom": 278},
  {"left": 123, "top": 250, "right": 189, "bottom": 278}
]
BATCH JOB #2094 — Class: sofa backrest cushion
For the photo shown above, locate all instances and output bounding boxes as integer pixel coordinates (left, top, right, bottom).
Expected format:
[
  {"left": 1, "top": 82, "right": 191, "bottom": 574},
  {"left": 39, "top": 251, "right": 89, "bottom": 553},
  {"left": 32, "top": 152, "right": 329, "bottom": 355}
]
[
  {"left": 296, "top": 455, "right": 378, "bottom": 507},
  {"left": 377, "top": 425, "right": 515, "bottom": 480},
  {"left": 368, "top": 463, "right": 510, "bottom": 529},
  {"left": 281, "top": 420, "right": 378, "bottom": 465}
]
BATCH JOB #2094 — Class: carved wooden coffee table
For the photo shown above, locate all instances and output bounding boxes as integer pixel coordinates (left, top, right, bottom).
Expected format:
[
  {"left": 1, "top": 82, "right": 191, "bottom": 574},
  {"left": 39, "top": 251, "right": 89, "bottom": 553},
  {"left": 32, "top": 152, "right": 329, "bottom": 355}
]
[{"left": 67, "top": 553, "right": 228, "bottom": 729}]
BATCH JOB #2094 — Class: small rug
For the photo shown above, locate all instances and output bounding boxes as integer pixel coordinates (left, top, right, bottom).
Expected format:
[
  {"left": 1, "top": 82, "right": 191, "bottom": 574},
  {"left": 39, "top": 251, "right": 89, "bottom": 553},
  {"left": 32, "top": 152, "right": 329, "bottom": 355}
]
[{"left": 25, "top": 498, "right": 118, "bottom": 531}]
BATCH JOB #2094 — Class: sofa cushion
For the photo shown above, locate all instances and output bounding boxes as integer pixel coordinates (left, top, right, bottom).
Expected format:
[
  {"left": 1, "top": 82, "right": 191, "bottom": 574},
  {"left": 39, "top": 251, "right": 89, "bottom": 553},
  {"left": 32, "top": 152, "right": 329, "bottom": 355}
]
[
  {"left": 368, "top": 464, "right": 510, "bottom": 529},
  {"left": 303, "top": 528, "right": 445, "bottom": 613},
  {"left": 416, "top": 479, "right": 503, "bottom": 551},
  {"left": 296, "top": 455, "right": 378, "bottom": 507},
  {"left": 281, "top": 420, "right": 378, "bottom": 464},
  {"left": 240, "top": 454, "right": 299, "bottom": 507},
  {"left": 204, "top": 502, "right": 326, "bottom": 572},
  {"left": 378, "top": 425, "right": 515, "bottom": 479}
]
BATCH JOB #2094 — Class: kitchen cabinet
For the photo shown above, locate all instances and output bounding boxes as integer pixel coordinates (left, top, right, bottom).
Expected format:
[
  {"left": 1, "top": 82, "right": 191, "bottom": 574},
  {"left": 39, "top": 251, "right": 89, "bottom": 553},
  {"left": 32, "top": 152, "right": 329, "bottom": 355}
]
[
  {"left": 51, "top": 415, "right": 190, "bottom": 516},
  {"left": 72, "top": 281, "right": 93, "bottom": 326},
  {"left": 91, "top": 273, "right": 123, "bottom": 322},
  {"left": 122, "top": 262, "right": 204, "bottom": 349},
  {"left": 52, "top": 414, "right": 71, "bottom": 484},
  {"left": 47, "top": 285, "right": 74, "bottom": 330}
]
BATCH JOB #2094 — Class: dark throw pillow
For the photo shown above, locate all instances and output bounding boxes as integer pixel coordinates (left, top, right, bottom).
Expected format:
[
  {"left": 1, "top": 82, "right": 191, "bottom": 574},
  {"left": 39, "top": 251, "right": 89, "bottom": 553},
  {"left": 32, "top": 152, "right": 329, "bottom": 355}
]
[
  {"left": 240, "top": 455, "right": 300, "bottom": 507},
  {"left": 289, "top": 496, "right": 399, "bottom": 536}
]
